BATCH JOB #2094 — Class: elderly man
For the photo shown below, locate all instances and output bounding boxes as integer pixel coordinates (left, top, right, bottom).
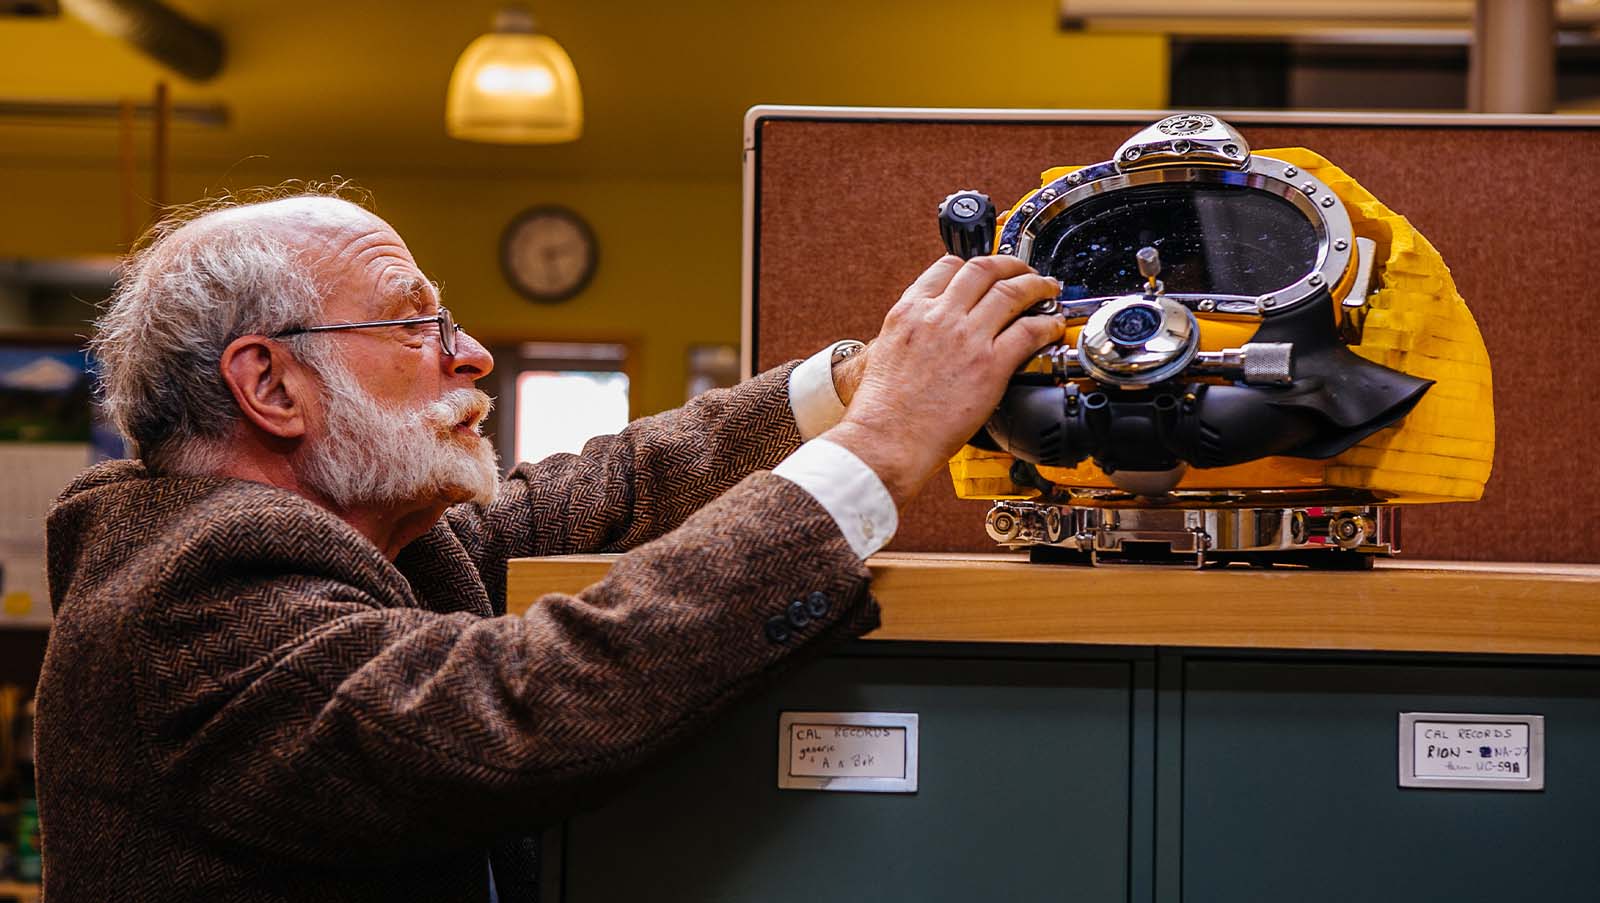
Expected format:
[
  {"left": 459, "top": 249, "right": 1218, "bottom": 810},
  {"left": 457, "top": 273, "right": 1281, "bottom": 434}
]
[{"left": 36, "top": 188, "right": 1062, "bottom": 902}]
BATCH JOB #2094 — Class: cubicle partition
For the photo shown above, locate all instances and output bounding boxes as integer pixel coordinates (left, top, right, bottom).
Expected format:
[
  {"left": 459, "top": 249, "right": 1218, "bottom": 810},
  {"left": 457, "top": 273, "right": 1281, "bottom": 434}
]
[{"left": 742, "top": 107, "right": 1600, "bottom": 563}]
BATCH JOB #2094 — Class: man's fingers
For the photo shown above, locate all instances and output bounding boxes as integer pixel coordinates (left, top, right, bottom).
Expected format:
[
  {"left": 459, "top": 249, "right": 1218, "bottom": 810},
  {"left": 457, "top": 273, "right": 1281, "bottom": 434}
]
[
  {"left": 903, "top": 255, "right": 965, "bottom": 300},
  {"left": 970, "top": 273, "right": 1062, "bottom": 335},
  {"left": 993, "top": 313, "right": 1068, "bottom": 367},
  {"left": 941, "top": 255, "right": 1036, "bottom": 311}
]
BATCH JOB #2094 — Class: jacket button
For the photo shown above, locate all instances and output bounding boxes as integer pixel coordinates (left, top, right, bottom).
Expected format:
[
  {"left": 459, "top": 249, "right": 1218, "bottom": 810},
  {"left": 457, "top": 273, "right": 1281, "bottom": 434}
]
[
  {"left": 786, "top": 599, "right": 812, "bottom": 629},
  {"left": 765, "top": 616, "right": 792, "bottom": 644},
  {"left": 805, "top": 591, "right": 830, "bottom": 619}
]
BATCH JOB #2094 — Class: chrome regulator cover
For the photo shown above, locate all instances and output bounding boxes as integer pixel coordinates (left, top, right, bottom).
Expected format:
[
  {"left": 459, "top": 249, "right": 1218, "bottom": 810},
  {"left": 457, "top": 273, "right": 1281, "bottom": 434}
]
[{"left": 1077, "top": 295, "right": 1198, "bottom": 387}]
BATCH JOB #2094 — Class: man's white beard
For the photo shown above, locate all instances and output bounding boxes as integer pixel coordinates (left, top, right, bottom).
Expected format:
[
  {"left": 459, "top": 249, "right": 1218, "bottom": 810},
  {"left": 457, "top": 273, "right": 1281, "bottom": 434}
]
[{"left": 298, "top": 356, "right": 500, "bottom": 510}]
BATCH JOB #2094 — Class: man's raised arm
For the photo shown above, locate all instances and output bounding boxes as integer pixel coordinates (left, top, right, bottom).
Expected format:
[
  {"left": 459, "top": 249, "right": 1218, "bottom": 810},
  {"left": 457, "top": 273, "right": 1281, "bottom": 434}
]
[{"left": 449, "top": 254, "right": 1063, "bottom": 598}]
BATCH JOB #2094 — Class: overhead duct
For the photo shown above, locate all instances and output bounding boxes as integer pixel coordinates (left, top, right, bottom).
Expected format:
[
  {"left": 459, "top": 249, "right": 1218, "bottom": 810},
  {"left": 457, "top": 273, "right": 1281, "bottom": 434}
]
[
  {"left": 59, "top": 0, "right": 224, "bottom": 82},
  {"left": 0, "top": 0, "right": 60, "bottom": 16}
]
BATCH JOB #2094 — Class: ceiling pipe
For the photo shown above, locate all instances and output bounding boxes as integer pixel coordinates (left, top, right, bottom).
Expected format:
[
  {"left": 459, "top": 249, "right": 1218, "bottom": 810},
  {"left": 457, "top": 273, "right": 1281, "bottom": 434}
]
[
  {"left": 0, "top": 97, "right": 228, "bottom": 126},
  {"left": 60, "top": 0, "right": 224, "bottom": 82},
  {"left": 1057, "top": 0, "right": 1600, "bottom": 42}
]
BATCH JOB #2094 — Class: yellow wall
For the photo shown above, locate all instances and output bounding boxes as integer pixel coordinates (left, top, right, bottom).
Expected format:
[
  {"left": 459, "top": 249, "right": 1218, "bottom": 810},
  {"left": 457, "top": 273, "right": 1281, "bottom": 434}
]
[
  {"left": 0, "top": 164, "right": 745, "bottom": 416},
  {"left": 0, "top": 2, "right": 1168, "bottom": 417}
]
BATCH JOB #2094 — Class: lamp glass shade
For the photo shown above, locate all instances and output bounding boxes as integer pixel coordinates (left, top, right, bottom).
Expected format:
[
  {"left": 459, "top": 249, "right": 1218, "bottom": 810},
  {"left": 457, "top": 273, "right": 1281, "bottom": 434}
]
[{"left": 446, "top": 31, "right": 583, "bottom": 144}]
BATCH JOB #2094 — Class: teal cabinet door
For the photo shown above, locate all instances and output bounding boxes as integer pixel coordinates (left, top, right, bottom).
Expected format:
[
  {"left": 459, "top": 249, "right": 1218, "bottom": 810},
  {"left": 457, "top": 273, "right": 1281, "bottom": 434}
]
[
  {"left": 563, "top": 648, "right": 1134, "bottom": 902},
  {"left": 1182, "top": 659, "right": 1600, "bottom": 902}
]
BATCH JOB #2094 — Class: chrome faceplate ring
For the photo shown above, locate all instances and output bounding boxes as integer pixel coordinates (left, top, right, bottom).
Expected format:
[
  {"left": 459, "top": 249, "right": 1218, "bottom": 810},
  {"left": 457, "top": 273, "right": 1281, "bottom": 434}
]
[{"left": 1002, "top": 154, "right": 1356, "bottom": 318}]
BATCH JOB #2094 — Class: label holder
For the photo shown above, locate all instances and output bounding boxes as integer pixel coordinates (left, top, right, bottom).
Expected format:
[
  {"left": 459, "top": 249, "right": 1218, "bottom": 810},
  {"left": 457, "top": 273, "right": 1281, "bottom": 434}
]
[
  {"left": 778, "top": 711, "right": 919, "bottom": 793},
  {"left": 1398, "top": 712, "right": 1545, "bottom": 791}
]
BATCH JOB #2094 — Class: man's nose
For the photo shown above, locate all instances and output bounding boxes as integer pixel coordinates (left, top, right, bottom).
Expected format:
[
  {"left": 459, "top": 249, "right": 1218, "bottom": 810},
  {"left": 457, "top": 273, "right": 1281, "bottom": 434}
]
[{"left": 449, "top": 329, "right": 495, "bottom": 380}]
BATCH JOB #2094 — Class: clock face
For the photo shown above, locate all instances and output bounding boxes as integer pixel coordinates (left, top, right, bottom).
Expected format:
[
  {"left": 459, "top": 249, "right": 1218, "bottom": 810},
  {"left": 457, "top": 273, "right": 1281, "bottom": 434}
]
[{"left": 500, "top": 206, "right": 598, "bottom": 302}]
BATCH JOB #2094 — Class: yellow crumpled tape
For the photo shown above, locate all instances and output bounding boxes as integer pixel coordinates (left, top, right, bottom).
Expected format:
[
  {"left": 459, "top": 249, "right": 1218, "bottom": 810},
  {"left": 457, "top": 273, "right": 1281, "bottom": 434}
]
[
  {"left": 1270, "top": 147, "right": 1494, "bottom": 502},
  {"left": 951, "top": 148, "right": 1494, "bottom": 504}
]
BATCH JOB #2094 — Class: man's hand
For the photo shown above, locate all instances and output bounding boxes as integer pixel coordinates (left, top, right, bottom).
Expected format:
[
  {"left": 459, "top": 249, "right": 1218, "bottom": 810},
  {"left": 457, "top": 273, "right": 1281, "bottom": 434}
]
[{"left": 823, "top": 255, "right": 1064, "bottom": 508}]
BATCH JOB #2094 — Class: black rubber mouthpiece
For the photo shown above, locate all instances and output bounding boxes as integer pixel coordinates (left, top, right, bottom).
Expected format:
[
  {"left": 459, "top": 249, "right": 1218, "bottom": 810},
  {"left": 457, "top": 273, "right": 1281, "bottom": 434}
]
[{"left": 982, "top": 294, "right": 1434, "bottom": 476}]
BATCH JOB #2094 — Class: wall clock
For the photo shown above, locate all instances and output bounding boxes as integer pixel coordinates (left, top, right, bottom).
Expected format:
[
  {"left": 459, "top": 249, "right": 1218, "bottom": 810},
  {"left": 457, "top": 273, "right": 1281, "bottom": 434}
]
[{"left": 499, "top": 205, "right": 598, "bottom": 302}]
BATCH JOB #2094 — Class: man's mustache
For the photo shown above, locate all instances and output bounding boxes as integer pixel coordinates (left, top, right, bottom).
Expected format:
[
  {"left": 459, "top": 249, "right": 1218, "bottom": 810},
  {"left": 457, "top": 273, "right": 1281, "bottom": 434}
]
[{"left": 423, "top": 389, "right": 494, "bottom": 435}]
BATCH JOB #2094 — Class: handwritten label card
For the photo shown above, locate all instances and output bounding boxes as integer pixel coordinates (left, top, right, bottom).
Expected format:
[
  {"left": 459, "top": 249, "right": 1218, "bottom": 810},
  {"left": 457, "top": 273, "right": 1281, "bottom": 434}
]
[
  {"left": 1413, "top": 721, "right": 1530, "bottom": 779},
  {"left": 1399, "top": 713, "right": 1544, "bottom": 791},
  {"left": 778, "top": 712, "right": 918, "bottom": 793},
  {"left": 788, "top": 724, "right": 906, "bottom": 779}
]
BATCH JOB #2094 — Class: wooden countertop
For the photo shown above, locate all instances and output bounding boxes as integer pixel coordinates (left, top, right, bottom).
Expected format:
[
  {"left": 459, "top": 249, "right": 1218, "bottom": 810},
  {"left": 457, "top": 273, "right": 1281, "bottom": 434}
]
[
  {"left": 506, "top": 553, "right": 1600, "bottom": 657},
  {"left": 0, "top": 880, "right": 40, "bottom": 902}
]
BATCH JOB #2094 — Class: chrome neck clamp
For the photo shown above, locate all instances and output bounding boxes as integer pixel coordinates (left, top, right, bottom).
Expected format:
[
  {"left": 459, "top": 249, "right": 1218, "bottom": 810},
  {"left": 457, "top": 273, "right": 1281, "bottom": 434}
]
[{"left": 984, "top": 500, "right": 1398, "bottom": 569}]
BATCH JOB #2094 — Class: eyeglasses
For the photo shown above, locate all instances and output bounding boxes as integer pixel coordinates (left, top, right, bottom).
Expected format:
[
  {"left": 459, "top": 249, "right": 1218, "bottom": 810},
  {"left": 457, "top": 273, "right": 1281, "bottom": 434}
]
[{"left": 271, "top": 307, "right": 462, "bottom": 356}]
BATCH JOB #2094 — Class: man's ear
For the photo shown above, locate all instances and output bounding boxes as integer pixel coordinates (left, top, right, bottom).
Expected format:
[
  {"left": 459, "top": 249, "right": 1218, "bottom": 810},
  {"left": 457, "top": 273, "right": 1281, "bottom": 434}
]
[{"left": 220, "top": 336, "right": 314, "bottom": 439}]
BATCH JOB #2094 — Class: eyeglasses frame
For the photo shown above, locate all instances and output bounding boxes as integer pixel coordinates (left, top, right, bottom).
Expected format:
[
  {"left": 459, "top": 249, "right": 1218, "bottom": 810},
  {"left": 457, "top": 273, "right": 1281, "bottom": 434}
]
[{"left": 271, "top": 307, "right": 461, "bottom": 356}]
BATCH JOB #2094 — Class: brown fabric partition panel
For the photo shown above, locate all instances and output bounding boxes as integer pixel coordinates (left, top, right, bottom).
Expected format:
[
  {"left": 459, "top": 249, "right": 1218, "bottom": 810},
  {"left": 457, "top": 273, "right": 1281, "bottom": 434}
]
[{"left": 750, "top": 111, "right": 1599, "bottom": 562}]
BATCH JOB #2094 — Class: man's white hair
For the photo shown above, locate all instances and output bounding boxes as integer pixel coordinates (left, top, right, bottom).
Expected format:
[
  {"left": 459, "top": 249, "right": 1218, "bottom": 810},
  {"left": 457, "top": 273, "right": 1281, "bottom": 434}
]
[{"left": 90, "top": 181, "right": 369, "bottom": 473}]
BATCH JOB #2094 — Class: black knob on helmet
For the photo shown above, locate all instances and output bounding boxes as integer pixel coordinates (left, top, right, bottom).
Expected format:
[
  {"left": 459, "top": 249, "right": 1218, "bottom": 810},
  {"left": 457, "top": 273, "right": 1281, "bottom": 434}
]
[{"left": 937, "top": 190, "right": 997, "bottom": 260}]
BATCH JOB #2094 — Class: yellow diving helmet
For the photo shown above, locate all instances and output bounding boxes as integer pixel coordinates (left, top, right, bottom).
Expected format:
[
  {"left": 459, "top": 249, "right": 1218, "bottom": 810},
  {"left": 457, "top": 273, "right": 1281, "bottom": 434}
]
[{"left": 942, "top": 113, "right": 1493, "bottom": 568}]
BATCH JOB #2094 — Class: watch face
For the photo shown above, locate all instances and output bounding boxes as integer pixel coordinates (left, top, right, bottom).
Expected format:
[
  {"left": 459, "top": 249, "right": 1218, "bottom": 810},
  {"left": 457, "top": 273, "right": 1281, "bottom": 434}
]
[{"left": 500, "top": 206, "right": 597, "bottom": 302}]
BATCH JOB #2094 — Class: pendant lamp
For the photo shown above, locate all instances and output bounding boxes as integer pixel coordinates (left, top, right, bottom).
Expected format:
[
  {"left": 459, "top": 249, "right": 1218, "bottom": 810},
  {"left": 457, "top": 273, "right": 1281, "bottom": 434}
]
[{"left": 446, "top": 7, "right": 583, "bottom": 144}]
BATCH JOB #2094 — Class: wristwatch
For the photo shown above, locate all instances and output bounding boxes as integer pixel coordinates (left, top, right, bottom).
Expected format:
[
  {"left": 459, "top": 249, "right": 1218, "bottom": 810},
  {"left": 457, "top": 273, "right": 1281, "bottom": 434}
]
[{"left": 829, "top": 339, "right": 866, "bottom": 366}]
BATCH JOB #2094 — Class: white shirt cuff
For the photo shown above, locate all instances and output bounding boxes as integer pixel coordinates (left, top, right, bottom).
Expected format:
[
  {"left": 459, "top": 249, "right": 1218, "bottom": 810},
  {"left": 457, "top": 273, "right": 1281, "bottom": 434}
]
[
  {"left": 787, "top": 342, "right": 851, "bottom": 441},
  {"left": 773, "top": 437, "right": 898, "bottom": 559}
]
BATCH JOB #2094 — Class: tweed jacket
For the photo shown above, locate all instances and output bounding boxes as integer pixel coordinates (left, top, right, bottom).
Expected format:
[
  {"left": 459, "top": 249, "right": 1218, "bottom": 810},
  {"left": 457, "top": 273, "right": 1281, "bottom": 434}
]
[{"left": 36, "top": 363, "right": 881, "bottom": 903}]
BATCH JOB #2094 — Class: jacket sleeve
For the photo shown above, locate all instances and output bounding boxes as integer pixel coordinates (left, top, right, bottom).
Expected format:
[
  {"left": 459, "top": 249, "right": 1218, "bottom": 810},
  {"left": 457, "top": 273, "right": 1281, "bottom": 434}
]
[
  {"left": 132, "top": 472, "right": 879, "bottom": 866},
  {"left": 446, "top": 361, "right": 808, "bottom": 609}
]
